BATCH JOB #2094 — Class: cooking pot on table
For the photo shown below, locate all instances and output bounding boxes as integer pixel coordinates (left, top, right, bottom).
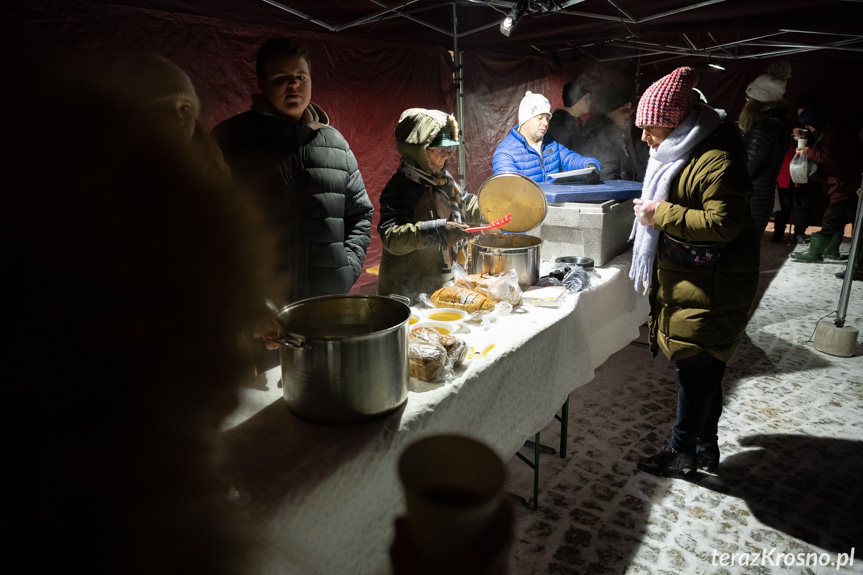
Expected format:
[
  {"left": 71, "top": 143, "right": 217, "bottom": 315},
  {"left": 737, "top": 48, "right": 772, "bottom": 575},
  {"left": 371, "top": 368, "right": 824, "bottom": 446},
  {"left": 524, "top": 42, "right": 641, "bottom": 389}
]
[
  {"left": 469, "top": 234, "right": 542, "bottom": 289},
  {"left": 274, "top": 295, "right": 410, "bottom": 425},
  {"left": 468, "top": 173, "right": 547, "bottom": 289}
]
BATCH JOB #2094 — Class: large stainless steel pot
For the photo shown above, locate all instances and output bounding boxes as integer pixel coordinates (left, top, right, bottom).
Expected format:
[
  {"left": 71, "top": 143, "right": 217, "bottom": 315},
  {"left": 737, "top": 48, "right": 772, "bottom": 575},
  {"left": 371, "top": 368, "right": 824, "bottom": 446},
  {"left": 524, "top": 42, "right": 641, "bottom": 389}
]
[
  {"left": 469, "top": 234, "right": 542, "bottom": 289},
  {"left": 275, "top": 295, "right": 410, "bottom": 424}
]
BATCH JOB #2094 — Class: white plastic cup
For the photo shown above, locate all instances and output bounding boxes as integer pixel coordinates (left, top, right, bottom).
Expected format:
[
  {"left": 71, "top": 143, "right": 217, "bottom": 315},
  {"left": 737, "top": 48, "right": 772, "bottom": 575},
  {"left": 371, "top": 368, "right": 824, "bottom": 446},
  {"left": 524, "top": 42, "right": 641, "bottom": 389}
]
[
  {"left": 398, "top": 435, "right": 506, "bottom": 560},
  {"left": 797, "top": 138, "right": 807, "bottom": 148}
]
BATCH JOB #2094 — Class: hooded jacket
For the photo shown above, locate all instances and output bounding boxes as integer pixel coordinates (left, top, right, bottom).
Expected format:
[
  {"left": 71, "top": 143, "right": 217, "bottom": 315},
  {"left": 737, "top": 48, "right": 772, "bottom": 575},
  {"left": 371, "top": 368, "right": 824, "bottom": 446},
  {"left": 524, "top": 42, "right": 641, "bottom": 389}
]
[
  {"left": 213, "top": 96, "right": 374, "bottom": 304},
  {"left": 649, "top": 122, "right": 760, "bottom": 362},
  {"left": 742, "top": 104, "right": 790, "bottom": 234},
  {"left": 377, "top": 109, "right": 481, "bottom": 302},
  {"left": 492, "top": 126, "right": 600, "bottom": 183}
]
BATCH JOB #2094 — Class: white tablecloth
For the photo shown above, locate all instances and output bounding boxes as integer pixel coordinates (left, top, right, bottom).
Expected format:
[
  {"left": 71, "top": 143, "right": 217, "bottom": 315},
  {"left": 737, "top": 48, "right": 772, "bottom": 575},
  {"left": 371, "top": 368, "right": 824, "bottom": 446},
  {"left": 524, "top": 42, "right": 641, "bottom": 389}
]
[{"left": 221, "top": 251, "right": 648, "bottom": 575}]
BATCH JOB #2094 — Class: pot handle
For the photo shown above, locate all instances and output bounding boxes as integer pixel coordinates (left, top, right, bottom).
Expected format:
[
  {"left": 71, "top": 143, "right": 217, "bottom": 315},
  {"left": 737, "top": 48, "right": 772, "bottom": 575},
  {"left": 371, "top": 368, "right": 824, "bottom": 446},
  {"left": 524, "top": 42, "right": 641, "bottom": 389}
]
[{"left": 273, "top": 334, "right": 307, "bottom": 350}]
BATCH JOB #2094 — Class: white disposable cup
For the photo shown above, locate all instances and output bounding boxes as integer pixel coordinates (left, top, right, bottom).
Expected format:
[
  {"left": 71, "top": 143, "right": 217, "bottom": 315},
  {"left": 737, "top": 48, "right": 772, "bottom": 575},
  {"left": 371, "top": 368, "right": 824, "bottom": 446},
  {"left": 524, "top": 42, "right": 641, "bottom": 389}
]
[
  {"left": 797, "top": 138, "right": 807, "bottom": 148},
  {"left": 398, "top": 435, "right": 506, "bottom": 560}
]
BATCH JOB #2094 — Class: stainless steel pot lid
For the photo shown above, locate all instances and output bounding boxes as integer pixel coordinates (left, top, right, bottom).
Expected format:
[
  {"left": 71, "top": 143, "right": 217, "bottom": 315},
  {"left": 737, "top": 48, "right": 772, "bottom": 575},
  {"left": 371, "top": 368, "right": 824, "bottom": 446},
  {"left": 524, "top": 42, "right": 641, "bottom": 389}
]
[{"left": 475, "top": 173, "right": 547, "bottom": 233}]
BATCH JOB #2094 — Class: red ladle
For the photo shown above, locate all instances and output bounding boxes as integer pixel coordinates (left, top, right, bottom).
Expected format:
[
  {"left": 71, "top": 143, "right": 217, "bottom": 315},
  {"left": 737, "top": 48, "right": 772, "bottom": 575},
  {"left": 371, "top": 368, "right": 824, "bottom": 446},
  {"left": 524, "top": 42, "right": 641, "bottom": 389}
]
[{"left": 466, "top": 213, "right": 512, "bottom": 233}]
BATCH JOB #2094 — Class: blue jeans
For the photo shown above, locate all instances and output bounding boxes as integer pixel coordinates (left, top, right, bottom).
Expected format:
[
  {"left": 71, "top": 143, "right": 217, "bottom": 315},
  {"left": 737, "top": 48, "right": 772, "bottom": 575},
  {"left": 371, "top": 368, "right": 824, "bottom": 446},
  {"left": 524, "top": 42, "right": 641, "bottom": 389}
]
[{"left": 670, "top": 351, "right": 726, "bottom": 451}]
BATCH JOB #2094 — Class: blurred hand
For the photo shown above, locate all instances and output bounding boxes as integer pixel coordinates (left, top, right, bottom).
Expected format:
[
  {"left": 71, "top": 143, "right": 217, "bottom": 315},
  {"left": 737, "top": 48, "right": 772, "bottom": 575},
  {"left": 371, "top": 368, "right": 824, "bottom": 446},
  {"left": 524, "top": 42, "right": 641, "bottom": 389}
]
[
  {"left": 792, "top": 127, "right": 809, "bottom": 139},
  {"left": 254, "top": 318, "right": 281, "bottom": 351},
  {"left": 633, "top": 198, "right": 659, "bottom": 227},
  {"left": 390, "top": 498, "right": 514, "bottom": 575},
  {"left": 445, "top": 221, "right": 473, "bottom": 245}
]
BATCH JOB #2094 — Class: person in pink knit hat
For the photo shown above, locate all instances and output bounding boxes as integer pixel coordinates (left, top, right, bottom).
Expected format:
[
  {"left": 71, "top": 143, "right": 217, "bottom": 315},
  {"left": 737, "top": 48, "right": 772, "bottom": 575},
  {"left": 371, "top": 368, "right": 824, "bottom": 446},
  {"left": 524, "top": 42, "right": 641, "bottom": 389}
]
[{"left": 630, "top": 66, "right": 760, "bottom": 477}]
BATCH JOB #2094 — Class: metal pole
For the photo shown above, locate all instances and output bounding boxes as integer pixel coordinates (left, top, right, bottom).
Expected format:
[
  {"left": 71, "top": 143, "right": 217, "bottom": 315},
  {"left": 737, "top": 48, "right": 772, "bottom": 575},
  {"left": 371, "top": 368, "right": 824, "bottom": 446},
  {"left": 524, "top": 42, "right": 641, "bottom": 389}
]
[
  {"left": 834, "top": 173, "right": 863, "bottom": 328},
  {"left": 452, "top": 2, "right": 467, "bottom": 190}
]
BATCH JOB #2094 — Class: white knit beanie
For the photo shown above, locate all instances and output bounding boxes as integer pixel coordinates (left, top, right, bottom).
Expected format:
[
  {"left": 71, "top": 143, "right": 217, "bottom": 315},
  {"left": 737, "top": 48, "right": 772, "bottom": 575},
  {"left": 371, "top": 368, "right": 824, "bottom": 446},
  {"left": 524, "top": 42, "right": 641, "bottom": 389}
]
[
  {"left": 745, "top": 62, "right": 792, "bottom": 104},
  {"left": 746, "top": 74, "right": 786, "bottom": 103},
  {"left": 518, "top": 91, "right": 551, "bottom": 126}
]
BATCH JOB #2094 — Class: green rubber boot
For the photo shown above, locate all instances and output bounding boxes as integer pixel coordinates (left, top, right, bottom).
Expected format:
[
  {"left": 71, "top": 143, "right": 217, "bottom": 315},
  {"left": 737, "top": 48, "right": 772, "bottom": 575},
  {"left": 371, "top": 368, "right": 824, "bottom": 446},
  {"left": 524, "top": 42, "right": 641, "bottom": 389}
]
[
  {"left": 821, "top": 234, "right": 843, "bottom": 260},
  {"left": 790, "top": 233, "right": 828, "bottom": 263}
]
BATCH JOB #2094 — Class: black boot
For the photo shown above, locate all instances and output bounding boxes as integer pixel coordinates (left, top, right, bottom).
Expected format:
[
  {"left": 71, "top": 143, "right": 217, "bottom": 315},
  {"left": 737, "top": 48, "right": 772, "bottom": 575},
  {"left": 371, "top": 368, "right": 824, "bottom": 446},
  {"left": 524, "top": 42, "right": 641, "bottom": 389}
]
[
  {"left": 695, "top": 440, "right": 720, "bottom": 473},
  {"left": 836, "top": 269, "right": 863, "bottom": 281},
  {"left": 637, "top": 445, "right": 697, "bottom": 477}
]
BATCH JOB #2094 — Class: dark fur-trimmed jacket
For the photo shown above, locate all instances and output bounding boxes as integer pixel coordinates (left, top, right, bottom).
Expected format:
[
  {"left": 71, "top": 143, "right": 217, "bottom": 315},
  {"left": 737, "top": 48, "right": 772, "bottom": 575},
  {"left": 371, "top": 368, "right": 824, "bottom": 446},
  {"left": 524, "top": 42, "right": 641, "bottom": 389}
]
[
  {"left": 376, "top": 170, "right": 481, "bottom": 302},
  {"left": 214, "top": 98, "right": 374, "bottom": 304},
  {"left": 742, "top": 105, "right": 790, "bottom": 233}
]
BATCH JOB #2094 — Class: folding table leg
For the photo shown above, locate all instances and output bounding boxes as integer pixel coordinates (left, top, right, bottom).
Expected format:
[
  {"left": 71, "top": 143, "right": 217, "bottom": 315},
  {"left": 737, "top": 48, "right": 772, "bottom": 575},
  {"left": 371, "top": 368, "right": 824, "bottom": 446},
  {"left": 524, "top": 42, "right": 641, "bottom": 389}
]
[
  {"left": 554, "top": 397, "right": 569, "bottom": 458},
  {"left": 511, "top": 431, "right": 541, "bottom": 510}
]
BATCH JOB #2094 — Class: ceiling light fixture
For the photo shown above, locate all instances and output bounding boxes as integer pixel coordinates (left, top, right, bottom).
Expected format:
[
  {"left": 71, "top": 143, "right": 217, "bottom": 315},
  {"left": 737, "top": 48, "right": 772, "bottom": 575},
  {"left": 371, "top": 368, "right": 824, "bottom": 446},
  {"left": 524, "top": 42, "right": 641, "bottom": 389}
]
[
  {"left": 500, "top": 1, "right": 577, "bottom": 37},
  {"left": 500, "top": 1, "right": 527, "bottom": 37},
  {"left": 707, "top": 54, "right": 726, "bottom": 70}
]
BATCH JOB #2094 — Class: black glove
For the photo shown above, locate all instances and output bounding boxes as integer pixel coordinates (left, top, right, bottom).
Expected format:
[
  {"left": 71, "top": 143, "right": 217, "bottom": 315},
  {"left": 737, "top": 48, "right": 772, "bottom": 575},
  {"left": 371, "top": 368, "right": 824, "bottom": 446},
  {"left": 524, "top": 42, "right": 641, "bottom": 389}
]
[{"left": 584, "top": 163, "right": 601, "bottom": 184}]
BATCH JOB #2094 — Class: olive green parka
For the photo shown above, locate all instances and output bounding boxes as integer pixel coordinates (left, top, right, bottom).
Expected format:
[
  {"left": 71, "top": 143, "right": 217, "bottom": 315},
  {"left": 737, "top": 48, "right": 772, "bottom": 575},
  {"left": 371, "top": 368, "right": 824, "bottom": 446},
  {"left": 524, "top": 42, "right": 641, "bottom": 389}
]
[{"left": 648, "top": 122, "right": 760, "bottom": 362}]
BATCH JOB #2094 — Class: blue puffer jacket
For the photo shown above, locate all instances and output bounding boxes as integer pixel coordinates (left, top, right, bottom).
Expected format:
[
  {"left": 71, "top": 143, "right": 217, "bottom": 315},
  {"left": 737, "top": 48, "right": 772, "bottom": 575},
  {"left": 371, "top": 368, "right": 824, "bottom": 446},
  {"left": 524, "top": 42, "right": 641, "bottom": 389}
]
[{"left": 492, "top": 127, "right": 601, "bottom": 183}]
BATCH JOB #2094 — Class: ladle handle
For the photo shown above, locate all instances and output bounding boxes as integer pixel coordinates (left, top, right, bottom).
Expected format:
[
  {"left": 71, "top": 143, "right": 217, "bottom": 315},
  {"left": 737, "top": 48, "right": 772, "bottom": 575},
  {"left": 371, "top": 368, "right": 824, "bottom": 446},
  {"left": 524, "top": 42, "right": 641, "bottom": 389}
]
[
  {"left": 264, "top": 300, "right": 306, "bottom": 349},
  {"left": 467, "top": 213, "right": 512, "bottom": 232}
]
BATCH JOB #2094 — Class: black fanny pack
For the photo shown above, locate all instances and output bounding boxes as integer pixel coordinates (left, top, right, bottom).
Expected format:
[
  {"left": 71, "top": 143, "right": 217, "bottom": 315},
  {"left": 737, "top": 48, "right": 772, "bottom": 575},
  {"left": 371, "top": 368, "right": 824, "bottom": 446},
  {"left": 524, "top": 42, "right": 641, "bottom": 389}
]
[{"left": 662, "top": 233, "right": 726, "bottom": 266}]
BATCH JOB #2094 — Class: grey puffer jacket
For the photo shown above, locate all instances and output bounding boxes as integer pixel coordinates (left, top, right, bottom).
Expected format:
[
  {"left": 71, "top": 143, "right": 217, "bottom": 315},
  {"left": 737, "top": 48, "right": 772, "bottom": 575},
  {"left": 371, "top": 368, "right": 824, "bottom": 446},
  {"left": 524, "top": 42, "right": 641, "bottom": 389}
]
[
  {"left": 742, "top": 105, "right": 790, "bottom": 236},
  {"left": 214, "top": 97, "right": 374, "bottom": 304}
]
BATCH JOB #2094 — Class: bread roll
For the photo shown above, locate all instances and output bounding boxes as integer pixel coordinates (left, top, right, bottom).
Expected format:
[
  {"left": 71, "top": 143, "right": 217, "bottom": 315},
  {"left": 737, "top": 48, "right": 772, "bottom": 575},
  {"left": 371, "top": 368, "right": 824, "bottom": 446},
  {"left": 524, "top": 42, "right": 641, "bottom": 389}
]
[
  {"left": 408, "top": 336, "right": 447, "bottom": 382},
  {"left": 430, "top": 285, "right": 495, "bottom": 313},
  {"left": 411, "top": 327, "right": 467, "bottom": 368}
]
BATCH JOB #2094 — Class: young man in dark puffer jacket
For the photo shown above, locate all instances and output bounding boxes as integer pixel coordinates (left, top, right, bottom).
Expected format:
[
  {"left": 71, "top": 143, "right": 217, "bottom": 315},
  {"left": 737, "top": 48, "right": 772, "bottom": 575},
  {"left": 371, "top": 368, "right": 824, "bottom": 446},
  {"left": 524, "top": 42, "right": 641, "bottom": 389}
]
[{"left": 214, "top": 38, "right": 374, "bottom": 305}]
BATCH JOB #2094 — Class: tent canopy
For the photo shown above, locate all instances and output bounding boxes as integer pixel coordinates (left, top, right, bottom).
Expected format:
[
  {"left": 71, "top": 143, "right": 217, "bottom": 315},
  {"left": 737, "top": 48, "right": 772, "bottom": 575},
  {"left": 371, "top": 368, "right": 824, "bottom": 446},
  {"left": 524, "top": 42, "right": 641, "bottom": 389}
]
[
  {"left": 6, "top": 1, "right": 862, "bottom": 292},
  {"left": 91, "top": 0, "right": 863, "bottom": 64}
]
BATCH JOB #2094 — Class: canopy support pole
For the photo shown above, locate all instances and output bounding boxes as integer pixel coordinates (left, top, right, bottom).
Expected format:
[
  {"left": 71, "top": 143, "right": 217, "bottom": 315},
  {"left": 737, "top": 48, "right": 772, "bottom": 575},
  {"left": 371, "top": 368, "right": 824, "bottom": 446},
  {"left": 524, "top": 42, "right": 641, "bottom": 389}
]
[{"left": 453, "top": 2, "right": 467, "bottom": 190}]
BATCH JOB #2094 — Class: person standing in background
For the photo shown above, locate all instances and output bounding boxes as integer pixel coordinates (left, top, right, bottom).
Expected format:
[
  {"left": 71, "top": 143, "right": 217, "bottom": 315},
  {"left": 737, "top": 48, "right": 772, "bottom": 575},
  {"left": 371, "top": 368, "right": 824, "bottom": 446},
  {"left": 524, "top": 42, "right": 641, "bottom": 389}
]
[
  {"left": 580, "top": 89, "right": 646, "bottom": 182},
  {"left": 548, "top": 78, "right": 591, "bottom": 153},
  {"left": 112, "top": 53, "right": 229, "bottom": 173},
  {"left": 789, "top": 102, "right": 863, "bottom": 263},
  {"left": 214, "top": 37, "right": 374, "bottom": 306},
  {"left": 13, "top": 55, "right": 277, "bottom": 575},
  {"left": 774, "top": 95, "right": 821, "bottom": 244},
  {"left": 629, "top": 66, "right": 759, "bottom": 477},
  {"left": 738, "top": 61, "right": 792, "bottom": 239},
  {"left": 493, "top": 91, "right": 601, "bottom": 183}
]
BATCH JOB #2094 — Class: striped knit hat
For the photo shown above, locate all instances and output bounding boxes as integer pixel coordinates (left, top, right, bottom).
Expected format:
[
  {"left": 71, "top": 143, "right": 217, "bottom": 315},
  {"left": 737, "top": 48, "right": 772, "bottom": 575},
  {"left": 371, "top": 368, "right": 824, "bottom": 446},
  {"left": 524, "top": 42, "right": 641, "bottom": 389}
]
[{"left": 635, "top": 67, "right": 699, "bottom": 129}]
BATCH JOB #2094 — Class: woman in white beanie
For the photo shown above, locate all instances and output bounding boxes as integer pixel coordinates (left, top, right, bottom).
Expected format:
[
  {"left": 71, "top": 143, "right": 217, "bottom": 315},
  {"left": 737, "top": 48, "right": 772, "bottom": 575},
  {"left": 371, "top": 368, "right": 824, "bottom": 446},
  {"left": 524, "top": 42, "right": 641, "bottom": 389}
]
[{"left": 738, "top": 61, "right": 793, "bottom": 239}]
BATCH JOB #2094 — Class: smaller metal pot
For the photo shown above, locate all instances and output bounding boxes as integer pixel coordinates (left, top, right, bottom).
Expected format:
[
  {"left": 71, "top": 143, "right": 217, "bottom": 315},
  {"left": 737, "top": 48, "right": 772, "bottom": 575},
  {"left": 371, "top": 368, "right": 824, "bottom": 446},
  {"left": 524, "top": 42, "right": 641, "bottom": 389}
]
[
  {"left": 555, "top": 256, "right": 594, "bottom": 271},
  {"left": 469, "top": 234, "right": 542, "bottom": 289}
]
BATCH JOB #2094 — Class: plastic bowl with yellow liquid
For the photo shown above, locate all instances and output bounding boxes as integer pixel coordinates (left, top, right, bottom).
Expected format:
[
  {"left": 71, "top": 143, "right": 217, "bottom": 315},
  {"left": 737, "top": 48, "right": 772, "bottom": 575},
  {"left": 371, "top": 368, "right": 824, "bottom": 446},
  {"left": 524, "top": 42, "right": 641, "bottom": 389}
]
[
  {"left": 412, "top": 319, "right": 458, "bottom": 336},
  {"left": 425, "top": 307, "right": 468, "bottom": 324},
  {"left": 409, "top": 309, "right": 423, "bottom": 325}
]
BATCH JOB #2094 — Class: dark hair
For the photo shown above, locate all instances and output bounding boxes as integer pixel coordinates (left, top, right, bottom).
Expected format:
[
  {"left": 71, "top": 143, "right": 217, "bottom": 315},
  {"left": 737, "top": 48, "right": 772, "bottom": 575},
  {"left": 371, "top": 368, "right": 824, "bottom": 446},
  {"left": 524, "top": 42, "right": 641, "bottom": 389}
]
[
  {"left": 563, "top": 78, "right": 591, "bottom": 108},
  {"left": 256, "top": 37, "right": 311, "bottom": 79}
]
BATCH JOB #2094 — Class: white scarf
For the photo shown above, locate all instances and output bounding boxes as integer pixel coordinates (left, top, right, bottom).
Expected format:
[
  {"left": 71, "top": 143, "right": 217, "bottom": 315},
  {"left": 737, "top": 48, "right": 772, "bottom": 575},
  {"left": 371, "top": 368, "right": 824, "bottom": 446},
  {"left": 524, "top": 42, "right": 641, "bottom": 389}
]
[{"left": 629, "top": 104, "right": 721, "bottom": 293}]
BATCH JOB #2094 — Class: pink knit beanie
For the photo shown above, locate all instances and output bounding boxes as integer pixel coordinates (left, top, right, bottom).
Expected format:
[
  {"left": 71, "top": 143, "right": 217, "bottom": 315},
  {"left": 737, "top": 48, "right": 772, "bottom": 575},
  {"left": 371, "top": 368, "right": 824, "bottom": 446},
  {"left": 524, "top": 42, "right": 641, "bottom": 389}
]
[{"left": 635, "top": 67, "right": 699, "bottom": 129}]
